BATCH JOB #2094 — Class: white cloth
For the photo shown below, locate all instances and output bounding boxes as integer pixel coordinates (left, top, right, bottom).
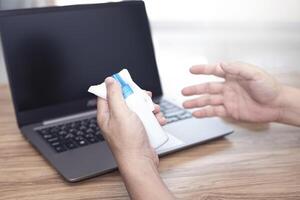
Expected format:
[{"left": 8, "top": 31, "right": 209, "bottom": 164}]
[{"left": 88, "top": 69, "right": 154, "bottom": 111}]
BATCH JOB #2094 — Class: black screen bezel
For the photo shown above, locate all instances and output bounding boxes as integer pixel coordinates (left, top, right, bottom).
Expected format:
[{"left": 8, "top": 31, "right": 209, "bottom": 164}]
[{"left": 0, "top": 1, "right": 163, "bottom": 127}]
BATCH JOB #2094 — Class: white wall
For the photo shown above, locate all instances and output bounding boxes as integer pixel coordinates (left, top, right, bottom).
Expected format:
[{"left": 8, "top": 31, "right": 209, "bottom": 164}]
[
  {"left": 55, "top": 0, "right": 300, "bottom": 23},
  {"left": 0, "top": 0, "right": 300, "bottom": 84},
  {"left": 145, "top": 0, "right": 300, "bottom": 23}
]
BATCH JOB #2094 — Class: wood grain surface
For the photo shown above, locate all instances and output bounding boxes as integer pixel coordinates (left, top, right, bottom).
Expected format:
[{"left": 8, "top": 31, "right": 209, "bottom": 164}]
[{"left": 0, "top": 82, "right": 300, "bottom": 200}]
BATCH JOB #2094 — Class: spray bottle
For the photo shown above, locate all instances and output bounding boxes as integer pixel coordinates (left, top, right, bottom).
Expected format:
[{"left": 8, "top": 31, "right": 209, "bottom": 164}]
[{"left": 88, "top": 69, "right": 169, "bottom": 149}]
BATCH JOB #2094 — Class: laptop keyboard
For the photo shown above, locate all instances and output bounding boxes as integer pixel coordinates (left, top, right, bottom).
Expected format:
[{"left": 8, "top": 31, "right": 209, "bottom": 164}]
[
  {"left": 36, "top": 117, "right": 104, "bottom": 153},
  {"left": 36, "top": 99, "right": 192, "bottom": 153},
  {"left": 159, "top": 99, "right": 193, "bottom": 124}
]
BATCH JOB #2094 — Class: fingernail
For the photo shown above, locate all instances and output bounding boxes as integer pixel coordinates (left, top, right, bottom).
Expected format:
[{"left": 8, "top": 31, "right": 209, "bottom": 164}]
[
  {"left": 105, "top": 77, "right": 114, "bottom": 85},
  {"left": 189, "top": 66, "right": 194, "bottom": 72}
]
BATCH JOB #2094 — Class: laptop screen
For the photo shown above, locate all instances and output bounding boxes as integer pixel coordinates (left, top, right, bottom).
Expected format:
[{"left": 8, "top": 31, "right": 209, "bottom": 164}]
[{"left": 0, "top": 1, "right": 162, "bottom": 126}]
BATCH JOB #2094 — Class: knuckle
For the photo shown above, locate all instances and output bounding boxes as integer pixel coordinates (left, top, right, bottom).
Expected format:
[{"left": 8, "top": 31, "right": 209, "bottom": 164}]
[
  {"left": 206, "top": 96, "right": 212, "bottom": 105},
  {"left": 196, "top": 99, "right": 202, "bottom": 107},
  {"left": 97, "top": 115, "right": 104, "bottom": 126},
  {"left": 205, "top": 83, "right": 211, "bottom": 93}
]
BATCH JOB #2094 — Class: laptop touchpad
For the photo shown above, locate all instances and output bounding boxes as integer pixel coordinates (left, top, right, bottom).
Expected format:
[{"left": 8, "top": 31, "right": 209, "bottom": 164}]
[{"left": 156, "top": 132, "right": 185, "bottom": 153}]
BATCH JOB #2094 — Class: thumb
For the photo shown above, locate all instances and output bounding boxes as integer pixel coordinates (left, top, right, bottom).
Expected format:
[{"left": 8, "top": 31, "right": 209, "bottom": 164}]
[{"left": 105, "top": 77, "right": 128, "bottom": 116}]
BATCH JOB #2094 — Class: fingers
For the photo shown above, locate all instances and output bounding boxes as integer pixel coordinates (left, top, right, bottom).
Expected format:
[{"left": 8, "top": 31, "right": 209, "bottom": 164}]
[
  {"left": 105, "top": 77, "right": 128, "bottom": 116},
  {"left": 153, "top": 104, "right": 166, "bottom": 125},
  {"left": 183, "top": 95, "right": 224, "bottom": 109},
  {"left": 97, "top": 97, "right": 109, "bottom": 126},
  {"left": 220, "top": 62, "right": 262, "bottom": 80},
  {"left": 153, "top": 104, "right": 160, "bottom": 114},
  {"left": 190, "top": 64, "right": 225, "bottom": 78},
  {"left": 192, "top": 106, "right": 227, "bottom": 118},
  {"left": 155, "top": 112, "right": 167, "bottom": 125},
  {"left": 144, "top": 90, "right": 166, "bottom": 125},
  {"left": 182, "top": 82, "right": 224, "bottom": 96},
  {"left": 190, "top": 62, "right": 264, "bottom": 81},
  {"left": 144, "top": 90, "right": 152, "bottom": 98}
]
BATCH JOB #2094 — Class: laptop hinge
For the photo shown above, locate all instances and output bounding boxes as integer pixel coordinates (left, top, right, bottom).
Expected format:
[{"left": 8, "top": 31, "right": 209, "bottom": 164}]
[{"left": 42, "top": 110, "right": 97, "bottom": 126}]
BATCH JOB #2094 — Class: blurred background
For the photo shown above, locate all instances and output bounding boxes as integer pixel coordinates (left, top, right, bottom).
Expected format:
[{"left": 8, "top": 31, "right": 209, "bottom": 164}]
[{"left": 0, "top": 0, "right": 299, "bottom": 101}]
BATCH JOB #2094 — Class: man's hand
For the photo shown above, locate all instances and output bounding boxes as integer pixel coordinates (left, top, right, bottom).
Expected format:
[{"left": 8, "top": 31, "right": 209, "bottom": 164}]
[
  {"left": 97, "top": 77, "right": 174, "bottom": 200},
  {"left": 97, "top": 77, "right": 165, "bottom": 166},
  {"left": 182, "top": 62, "right": 283, "bottom": 123}
]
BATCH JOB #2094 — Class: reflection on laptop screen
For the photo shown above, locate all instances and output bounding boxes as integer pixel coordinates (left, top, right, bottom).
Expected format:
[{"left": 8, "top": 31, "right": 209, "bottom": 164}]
[{"left": 0, "top": 2, "right": 162, "bottom": 113}]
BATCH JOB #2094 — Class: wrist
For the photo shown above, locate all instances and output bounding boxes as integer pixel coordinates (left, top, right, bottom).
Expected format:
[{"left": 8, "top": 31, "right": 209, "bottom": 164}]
[
  {"left": 275, "top": 85, "right": 287, "bottom": 123},
  {"left": 111, "top": 146, "right": 159, "bottom": 170},
  {"left": 116, "top": 154, "right": 158, "bottom": 173},
  {"left": 275, "top": 85, "right": 300, "bottom": 126},
  {"left": 115, "top": 153, "right": 174, "bottom": 200}
]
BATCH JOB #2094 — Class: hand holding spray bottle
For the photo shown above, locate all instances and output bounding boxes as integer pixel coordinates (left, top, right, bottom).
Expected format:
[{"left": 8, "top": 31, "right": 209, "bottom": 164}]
[{"left": 88, "top": 69, "right": 169, "bottom": 149}]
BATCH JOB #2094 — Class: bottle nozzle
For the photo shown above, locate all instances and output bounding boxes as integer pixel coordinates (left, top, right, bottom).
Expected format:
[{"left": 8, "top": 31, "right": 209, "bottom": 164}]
[{"left": 113, "top": 73, "right": 133, "bottom": 98}]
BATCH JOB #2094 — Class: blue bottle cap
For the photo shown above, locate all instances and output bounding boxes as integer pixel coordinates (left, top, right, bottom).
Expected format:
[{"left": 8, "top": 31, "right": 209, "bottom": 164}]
[{"left": 112, "top": 73, "right": 133, "bottom": 99}]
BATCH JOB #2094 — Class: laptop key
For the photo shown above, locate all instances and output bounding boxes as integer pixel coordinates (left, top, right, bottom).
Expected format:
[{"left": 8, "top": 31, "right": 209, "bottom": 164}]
[
  {"left": 70, "top": 122, "right": 76, "bottom": 128},
  {"left": 47, "top": 137, "right": 59, "bottom": 143},
  {"left": 50, "top": 127, "right": 59, "bottom": 134},
  {"left": 55, "top": 146, "right": 66, "bottom": 153},
  {"left": 166, "top": 117, "right": 179, "bottom": 124},
  {"left": 39, "top": 129, "right": 48, "bottom": 135},
  {"left": 87, "top": 137, "right": 99, "bottom": 143},
  {"left": 76, "top": 131, "right": 84, "bottom": 136},
  {"left": 164, "top": 111, "right": 186, "bottom": 119},
  {"left": 42, "top": 134, "right": 52, "bottom": 139},
  {"left": 59, "top": 125, "right": 66, "bottom": 131},
  {"left": 79, "top": 125, "right": 86, "bottom": 131},
  {"left": 178, "top": 112, "right": 192, "bottom": 120},
  {"left": 89, "top": 123, "right": 97, "bottom": 129},
  {"left": 69, "top": 128, "right": 76, "bottom": 134},
  {"left": 65, "top": 133, "right": 74, "bottom": 139},
  {"left": 78, "top": 140, "right": 88, "bottom": 146},
  {"left": 65, "top": 140, "right": 77, "bottom": 149},
  {"left": 86, "top": 128, "right": 94, "bottom": 134},
  {"left": 50, "top": 141, "right": 60, "bottom": 147}
]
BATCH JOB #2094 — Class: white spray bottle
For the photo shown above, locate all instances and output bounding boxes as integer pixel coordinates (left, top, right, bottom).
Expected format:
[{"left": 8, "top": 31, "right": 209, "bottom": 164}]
[{"left": 88, "top": 69, "right": 169, "bottom": 149}]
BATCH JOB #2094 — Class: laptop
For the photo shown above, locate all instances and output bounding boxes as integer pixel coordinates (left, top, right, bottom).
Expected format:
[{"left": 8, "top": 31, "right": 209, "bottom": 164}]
[{"left": 0, "top": 1, "right": 233, "bottom": 182}]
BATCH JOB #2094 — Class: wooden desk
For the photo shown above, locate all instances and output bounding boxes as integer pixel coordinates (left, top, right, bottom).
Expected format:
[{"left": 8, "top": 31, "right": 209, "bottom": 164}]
[{"left": 0, "top": 83, "right": 300, "bottom": 200}]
